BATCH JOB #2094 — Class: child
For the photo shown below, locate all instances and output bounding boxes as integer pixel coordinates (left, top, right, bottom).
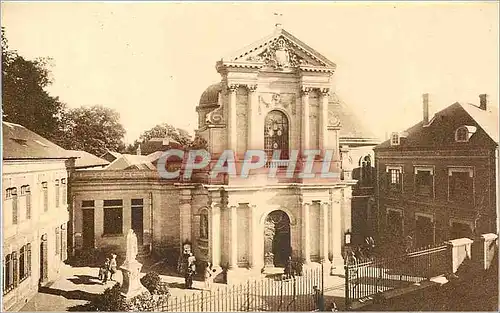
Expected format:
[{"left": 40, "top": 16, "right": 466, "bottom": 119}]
[
  {"left": 99, "top": 258, "right": 110, "bottom": 284},
  {"left": 204, "top": 262, "right": 216, "bottom": 290},
  {"left": 109, "top": 254, "right": 117, "bottom": 281}
]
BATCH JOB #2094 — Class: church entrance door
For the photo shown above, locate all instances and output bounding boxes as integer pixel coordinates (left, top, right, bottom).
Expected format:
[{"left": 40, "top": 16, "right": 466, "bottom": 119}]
[{"left": 264, "top": 210, "right": 291, "bottom": 267}]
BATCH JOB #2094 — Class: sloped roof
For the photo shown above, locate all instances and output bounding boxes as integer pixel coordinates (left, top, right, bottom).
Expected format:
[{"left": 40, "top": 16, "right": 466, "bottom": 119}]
[
  {"left": 3, "top": 122, "right": 73, "bottom": 160},
  {"left": 460, "top": 102, "right": 498, "bottom": 143},
  {"left": 222, "top": 27, "right": 336, "bottom": 69},
  {"left": 376, "top": 102, "right": 499, "bottom": 150},
  {"left": 67, "top": 150, "right": 110, "bottom": 169},
  {"left": 329, "top": 93, "right": 380, "bottom": 143},
  {"left": 105, "top": 154, "right": 155, "bottom": 171}
]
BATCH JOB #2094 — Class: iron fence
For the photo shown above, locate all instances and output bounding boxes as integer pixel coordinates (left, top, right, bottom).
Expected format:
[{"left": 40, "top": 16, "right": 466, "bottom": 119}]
[
  {"left": 345, "top": 243, "right": 449, "bottom": 308},
  {"left": 153, "top": 267, "right": 324, "bottom": 312}
]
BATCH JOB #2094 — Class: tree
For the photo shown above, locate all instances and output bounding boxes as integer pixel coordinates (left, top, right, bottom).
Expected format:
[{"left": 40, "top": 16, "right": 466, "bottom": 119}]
[
  {"left": 2, "top": 27, "right": 66, "bottom": 141},
  {"left": 59, "top": 105, "right": 126, "bottom": 156},
  {"left": 124, "top": 123, "right": 196, "bottom": 154}
]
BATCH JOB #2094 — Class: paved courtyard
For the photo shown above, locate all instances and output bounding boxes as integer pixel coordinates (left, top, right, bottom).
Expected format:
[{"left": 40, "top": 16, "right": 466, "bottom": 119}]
[{"left": 20, "top": 260, "right": 346, "bottom": 312}]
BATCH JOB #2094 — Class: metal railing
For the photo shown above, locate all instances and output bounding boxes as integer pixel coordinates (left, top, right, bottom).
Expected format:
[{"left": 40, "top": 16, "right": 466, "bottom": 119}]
[
  {"left": 152, "top": 267, "right": 324, "bottom": 312},
  {"left": 344, "top": 243, "right": 448, "bottom": 308}
]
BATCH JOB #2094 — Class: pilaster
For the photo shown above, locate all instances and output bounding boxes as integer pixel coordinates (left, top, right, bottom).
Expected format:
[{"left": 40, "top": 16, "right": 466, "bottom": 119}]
[
  {"left": 209, "top": 201, "right": 222, "bottom": 267},
  {"left": 249, "top": 204, "right": 263, "bottom": 270},
  {"left": 179, "top": 189, "right": 192, "bottom": 248},
  {"left": 229, "top": 204, "right": 238, "bottom": 269},
  {"left": 228, "top": 84, "right": 239, "bottom": 152},
  {"left": 330, "top": 189, "right": 344, "bottom": 273},
  {"left": 302, "top": 202, "right": 311, "bottom": 264},
  {"left": 247, "top": 84, "right": 258, "bottom": 150},
  {"left": 319, "top": 88, "right": 330, "bottom": 153},
  {"left": 320, "top": 202, "right": 330, "bottom": 265},
  {"left": 301, "top": 87, "right": 312, "bottom": 153}
]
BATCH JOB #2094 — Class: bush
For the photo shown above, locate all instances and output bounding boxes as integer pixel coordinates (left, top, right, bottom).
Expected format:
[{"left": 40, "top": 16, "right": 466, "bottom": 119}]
[
  {"left": 292, "top": 259, "right": 304, "bottom": 276},
  {"left": 70, "top": 283, "right": 130, "bottom": 311},
  {"left": 140, "top": 271, "right": 170, "bottom": 296}
]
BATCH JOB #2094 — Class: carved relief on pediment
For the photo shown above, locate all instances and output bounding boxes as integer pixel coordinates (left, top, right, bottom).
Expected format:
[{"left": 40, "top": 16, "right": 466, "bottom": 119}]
[
  {"left": 258, "top": 92, "right": 296, "bottom": 115},
  {"left": 247, "top": 37, "right": 313, "bottom": 69}
]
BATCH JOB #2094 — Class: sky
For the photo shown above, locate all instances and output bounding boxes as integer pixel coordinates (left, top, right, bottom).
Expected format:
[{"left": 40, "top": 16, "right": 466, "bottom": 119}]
[{"left": 1, "top": 1, "right": 498, "bottom": 143}]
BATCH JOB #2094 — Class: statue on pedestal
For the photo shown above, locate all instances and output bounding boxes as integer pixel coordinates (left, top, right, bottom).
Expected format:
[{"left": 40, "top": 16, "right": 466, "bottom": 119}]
[{"left": 120, "top": 229, "right": 149, "bottom": 299}]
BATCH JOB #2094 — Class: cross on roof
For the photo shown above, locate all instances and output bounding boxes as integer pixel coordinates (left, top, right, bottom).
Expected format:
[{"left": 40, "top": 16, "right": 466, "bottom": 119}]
[{"left": 274, "top": 12, "right": 283, "bottom": 28}]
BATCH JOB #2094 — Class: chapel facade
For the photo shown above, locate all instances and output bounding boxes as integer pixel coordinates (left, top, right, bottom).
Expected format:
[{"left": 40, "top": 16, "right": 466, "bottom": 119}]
[{"left": 69, "top": 25, "right": 366, "bottom": 283}]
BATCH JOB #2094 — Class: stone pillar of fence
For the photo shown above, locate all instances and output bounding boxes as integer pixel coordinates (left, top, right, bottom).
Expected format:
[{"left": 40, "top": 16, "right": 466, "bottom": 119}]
[
  {"left": 472, "top": 233, "right": 498, "bottom": 271},
  {"left": 445, "top": 237, "right": 473, "bottom": 274}
]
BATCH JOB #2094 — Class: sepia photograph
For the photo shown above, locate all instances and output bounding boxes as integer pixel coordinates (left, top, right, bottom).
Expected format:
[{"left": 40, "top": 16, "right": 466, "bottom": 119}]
[{"left": 1, "top": 1, "right": 498, "bottom": 312}]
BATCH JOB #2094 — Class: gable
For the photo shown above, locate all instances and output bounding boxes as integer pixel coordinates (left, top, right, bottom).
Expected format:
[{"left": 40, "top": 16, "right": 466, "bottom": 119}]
[{"left": 221, "top": 29, "right": 336, "bottom": 71}]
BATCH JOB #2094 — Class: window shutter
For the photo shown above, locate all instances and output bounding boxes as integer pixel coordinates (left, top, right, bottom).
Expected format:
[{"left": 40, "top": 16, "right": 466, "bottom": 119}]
[
  {"left": 27, "top": 243, "right": 32, "bottom": 275},
  {"left": 12, "top": 252, "right": 18, "bottom": 287}
]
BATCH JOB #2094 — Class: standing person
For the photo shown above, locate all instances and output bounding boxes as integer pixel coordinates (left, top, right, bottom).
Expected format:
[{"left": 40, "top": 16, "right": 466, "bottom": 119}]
[
  {"left": 109, "top": 254, "right": 117, "bottom": 281},
  {"left": 204, "top": 262, "right": 215, "bottom": 290},
  {"left": 284, "top": 256, "right": 294, "bottom": 279},
  {"left": 185, "top": 253, "right": 196, "bottom": 289},
  {"left": 99, "top": 258, "right": 110, "bottom": 284}
]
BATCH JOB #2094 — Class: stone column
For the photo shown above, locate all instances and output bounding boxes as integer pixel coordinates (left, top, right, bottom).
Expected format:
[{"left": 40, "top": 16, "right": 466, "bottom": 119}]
[
  {"left": 247, "top": 84, "right": 258, "bottom": 150},
  {"left": 210, "top": 203, "right": 221, "bottom": 267},
  {"left": 319, "top": 88, "right": 329, "bottom": 153},
  {"left": 320, "top": 202, "right": 330, "bottom": 265},
  {"left": 301, "top": 87, "right": 311, "bottom": 153},
  {"left": 330, "top": 190, "right": 344, "bottom": 273},
  {"left": 228, "top": 84, "right": 239, "bottom": 152},
  {"left": 249, "top": 204, "right": 263, "bottom": 270},
  {"left": 302, "top": 202, "right": 311, "bottom": 264},
  {"left": 229, "top": 204, "right": 238, "bottom": 269},
  {"left": 179, "top": 189, "right": 192, "bottom": 249},
  {"left": 342, "top": 187, "right": 353, "bottom": 233}
]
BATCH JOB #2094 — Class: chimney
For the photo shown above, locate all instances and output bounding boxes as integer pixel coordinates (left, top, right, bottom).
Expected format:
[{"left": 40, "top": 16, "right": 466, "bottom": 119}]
[
  {"left": 422, "top": 93, "right": 429, "bottom": 124},
  {"left": 479, "top": 94, "right": 488, "bottom": 110},
  {"left": 136, "top": 144, "right": 142, "bottom": 156}
]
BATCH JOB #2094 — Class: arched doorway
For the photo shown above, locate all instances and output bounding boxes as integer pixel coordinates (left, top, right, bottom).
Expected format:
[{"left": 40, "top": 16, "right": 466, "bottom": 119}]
[
  {"left": 264, "top": 210, "right": 291, "bottom": 267},
  {"left": 264, "top": 110, "right": 289, "bottom": 160}
]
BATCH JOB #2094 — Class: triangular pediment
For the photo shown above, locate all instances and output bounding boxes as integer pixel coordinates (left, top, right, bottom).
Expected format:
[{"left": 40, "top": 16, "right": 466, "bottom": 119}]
[{"left": 222, "top": 28, "right": 336, "bottom": 70}]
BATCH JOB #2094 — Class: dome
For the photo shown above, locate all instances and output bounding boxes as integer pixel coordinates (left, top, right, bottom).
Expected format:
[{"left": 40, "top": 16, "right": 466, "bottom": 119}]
[{"left": 199, "top": 83, "right": 222, "bottom": 107}]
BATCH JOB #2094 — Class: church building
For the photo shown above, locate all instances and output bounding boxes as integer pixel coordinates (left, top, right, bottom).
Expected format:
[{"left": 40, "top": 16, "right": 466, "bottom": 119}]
[{"left": 69, "top": 25, "right": 376, "bottom": 282}]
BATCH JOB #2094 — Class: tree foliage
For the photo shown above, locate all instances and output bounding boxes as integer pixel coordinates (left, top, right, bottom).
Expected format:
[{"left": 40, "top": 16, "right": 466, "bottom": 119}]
[
  {"left": 59, "top": 105, "right": 126, "bottom": 156},
  {"left": 2, "top": 27, "right": 65, "bottom": 141},
  {"left": 124, "top": 123, "right": 204, "bottom": 154}
]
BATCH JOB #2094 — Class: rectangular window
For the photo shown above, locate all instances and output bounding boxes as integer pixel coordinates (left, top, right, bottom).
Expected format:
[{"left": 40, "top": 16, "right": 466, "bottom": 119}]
[
  {"left": 448, "top": 168, "right": 474, "bottom": 204},
  {"left": 55, "top": 227, "right": 61, "bottom": 255},
  {"left": 19, "top": 245, "right": 30, "bottom": 282},
  {"left": 103, "top": 200, "right": 123, "bottom": 235},
  {"left": 386, "top": 166, "right": 403, "bottom": 193},
  {"left": 11, "top": 188, "right": 18, "bottom": 225},
  {"left": 42, "top": 182, "right": 48, "bottom": 212},
  {"left": 415, "top": 168, "right": 433, "bottom": 197},
  {"left": 21, "top": 185, "right": 31, "bottom": 219},
  {"left": 55, "top": 179, "right": 60, "bottom": 208},
  {"left": 386, "top": 209, "right": 403, "bottom": 238},
  {"left": 3, "top": 254, "right": 13, "bottom": 295},
  {"left": 61, "top": 178, "right": 67, "bottom": 205}
]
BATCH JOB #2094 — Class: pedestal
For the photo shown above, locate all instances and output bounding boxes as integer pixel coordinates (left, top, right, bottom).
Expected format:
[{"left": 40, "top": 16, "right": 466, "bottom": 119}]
[
  {"left": 330, "top": 256, "right": 345, "bottom": 276},
  {"left": 120, "top": 260, "right": 149, "bottom": 299}
]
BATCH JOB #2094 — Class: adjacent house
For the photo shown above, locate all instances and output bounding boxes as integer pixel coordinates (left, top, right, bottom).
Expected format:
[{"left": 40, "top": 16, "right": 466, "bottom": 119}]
[
  {"left": 374, "top": 94, "right": 498, "bottom": 248},
  {"left": 2, "top": 122, "right": 74, "bottom": 311}
]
